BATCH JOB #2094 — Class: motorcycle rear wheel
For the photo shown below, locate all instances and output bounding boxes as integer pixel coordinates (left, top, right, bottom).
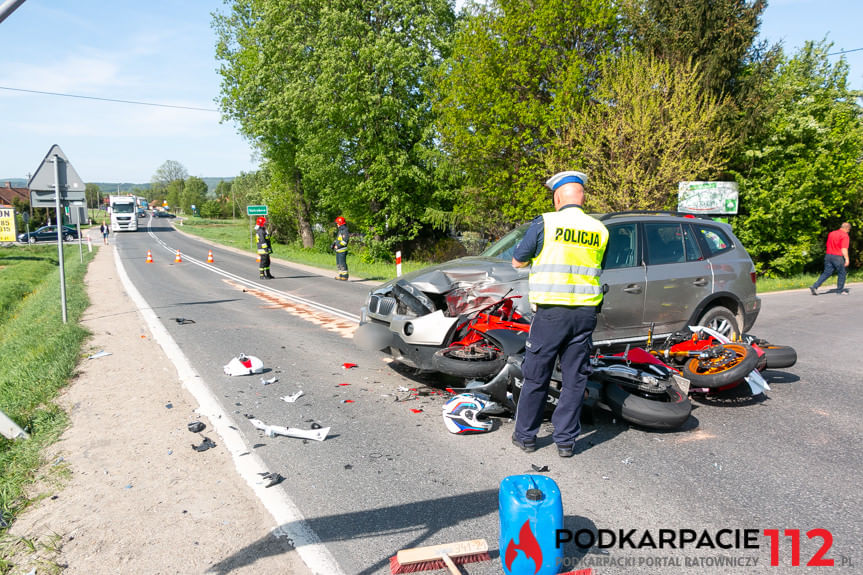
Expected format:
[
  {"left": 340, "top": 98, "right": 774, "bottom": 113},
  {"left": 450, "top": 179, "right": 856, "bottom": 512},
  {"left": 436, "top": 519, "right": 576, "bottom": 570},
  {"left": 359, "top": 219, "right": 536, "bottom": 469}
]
[
  {"left": 681, "top": 343, "right": 759, "bottom": 388},
  {"left": 760, "top": 344, "right": 797, "bottom": 369},
  {"left": 602, "top": 380, "right": 692, "bottom": 430},
  {"left": 511, "top": 373, "right": 691, "bottom": 430},
  {"left": 432, "top": 345, "right": 507, "bottom": 378}
]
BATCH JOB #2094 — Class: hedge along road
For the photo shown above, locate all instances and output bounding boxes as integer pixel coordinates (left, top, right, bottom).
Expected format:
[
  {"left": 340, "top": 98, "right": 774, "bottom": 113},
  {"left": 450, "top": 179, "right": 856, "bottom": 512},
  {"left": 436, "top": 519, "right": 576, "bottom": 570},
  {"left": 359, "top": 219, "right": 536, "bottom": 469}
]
[{"left": 114, "top": 218, "right": 862, "bottom": 575}]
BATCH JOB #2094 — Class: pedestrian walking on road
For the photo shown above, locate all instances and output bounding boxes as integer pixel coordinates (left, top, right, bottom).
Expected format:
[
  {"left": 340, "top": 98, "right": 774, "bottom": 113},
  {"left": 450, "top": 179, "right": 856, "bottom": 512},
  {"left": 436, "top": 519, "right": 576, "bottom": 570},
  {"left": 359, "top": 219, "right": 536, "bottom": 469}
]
[
  {"left": 100, "top": 220, "right": 109, "bottom": 245},
  {"left": 332, "top": 216, "right": 349, "bottom": 281},
  {"left": 810, "top": 222, "right": 852, "bottom": 295},
  {"left": 510, "top": 170, "right": 609, "bottom": 458},
  {"left": 255, "top": 216, "right": 274, "bottom": 280}
]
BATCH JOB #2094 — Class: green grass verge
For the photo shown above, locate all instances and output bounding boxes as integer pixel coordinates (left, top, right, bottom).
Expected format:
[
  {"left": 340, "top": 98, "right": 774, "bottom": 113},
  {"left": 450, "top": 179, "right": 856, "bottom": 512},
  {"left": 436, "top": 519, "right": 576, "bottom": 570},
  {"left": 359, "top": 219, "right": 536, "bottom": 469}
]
[
  {"left": 0, "top": 245, "right": 94, "bottom": 540},
  {"left": 756, "top": 270, "right": 862, "bottom": 293},
  {"left": 177, "top": 217, "right": 432, "bottom": 281}
]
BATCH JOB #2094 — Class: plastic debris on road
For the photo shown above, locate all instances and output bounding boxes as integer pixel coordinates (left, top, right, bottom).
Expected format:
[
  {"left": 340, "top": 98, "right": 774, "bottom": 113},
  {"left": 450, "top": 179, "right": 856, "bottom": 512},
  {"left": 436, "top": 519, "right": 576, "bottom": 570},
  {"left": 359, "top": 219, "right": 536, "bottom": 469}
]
[
  {"left": 87, "top": 350, "right": 112, "bottom": 360},
  {"left": 260, "top": 375, "right": 279, "bottom": 386},
  {"left": 187, "top": 421, "right": 206, "bottom": 433},
  {"left": 192, "top": 437, "right": 217, "bottom": 452},
  {"left": 248, "top": 418, "right": 329, "bottom": 441},
  {"left": 223, "top": 353, "right": 264, "bottom": 376},
  {"left": 261, "top": 472, "right": 284, "bottom": 488},
  {"left": 342, "top": 362, "right": 358, "bottom": 369},
  {"left": 281, "top": 391, "right": 304, "bottom": 403}
]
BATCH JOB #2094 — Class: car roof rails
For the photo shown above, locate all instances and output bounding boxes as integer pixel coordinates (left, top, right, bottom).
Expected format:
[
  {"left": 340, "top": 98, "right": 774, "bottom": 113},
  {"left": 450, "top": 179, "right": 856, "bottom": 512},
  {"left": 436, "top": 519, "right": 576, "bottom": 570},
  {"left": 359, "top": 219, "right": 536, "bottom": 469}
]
[{"left": 597, "top": 210, "right": 711, "bottom": 221}]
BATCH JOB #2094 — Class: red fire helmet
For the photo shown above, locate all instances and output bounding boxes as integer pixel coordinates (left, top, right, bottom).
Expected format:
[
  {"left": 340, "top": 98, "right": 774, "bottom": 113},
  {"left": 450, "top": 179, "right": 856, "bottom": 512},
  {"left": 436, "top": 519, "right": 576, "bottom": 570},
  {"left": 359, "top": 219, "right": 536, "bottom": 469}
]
[
  {"left": 335, "top": 216, "right": 346, "bottom": 226},
  {"left": 256, "top": 216, "right": 267, "bottom": 226}
]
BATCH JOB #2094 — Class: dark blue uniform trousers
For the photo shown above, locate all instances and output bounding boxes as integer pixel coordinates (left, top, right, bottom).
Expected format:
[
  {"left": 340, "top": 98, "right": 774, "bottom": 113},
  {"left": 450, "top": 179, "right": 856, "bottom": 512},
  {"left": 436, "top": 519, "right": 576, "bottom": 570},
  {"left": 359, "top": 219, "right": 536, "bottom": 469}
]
[{"left": 514, "top": 305, "right": 597, "bottom": 446}]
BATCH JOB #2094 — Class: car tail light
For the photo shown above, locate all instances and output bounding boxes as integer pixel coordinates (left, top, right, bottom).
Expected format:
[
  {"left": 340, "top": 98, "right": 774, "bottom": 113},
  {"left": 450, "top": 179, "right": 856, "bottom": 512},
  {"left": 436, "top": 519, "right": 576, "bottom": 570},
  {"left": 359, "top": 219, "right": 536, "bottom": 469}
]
[{"left": 750, "top": 272, "right": 757, "bottom": 284}]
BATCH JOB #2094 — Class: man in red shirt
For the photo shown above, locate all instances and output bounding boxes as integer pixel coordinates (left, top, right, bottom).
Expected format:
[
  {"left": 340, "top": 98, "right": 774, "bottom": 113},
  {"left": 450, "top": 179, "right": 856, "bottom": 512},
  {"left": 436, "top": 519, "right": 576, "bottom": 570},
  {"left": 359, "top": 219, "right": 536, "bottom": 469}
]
[{"left": 810, "top": 222, "right": 852, "bottom": 295}]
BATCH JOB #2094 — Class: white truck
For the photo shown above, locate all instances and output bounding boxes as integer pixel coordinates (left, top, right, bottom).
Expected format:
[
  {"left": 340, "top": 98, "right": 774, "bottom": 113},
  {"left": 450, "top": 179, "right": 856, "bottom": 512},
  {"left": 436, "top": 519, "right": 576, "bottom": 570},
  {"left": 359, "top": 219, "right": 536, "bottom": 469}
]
[{"left": 109, "top": 195, "right": 138, "bottom": 232}]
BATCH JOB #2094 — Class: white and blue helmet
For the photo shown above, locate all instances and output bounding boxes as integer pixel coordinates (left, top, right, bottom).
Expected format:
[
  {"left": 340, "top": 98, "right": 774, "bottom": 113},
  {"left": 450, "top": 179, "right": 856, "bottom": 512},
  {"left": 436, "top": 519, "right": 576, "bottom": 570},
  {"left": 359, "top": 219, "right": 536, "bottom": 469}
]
[{"left": 442, "top": 393, "right": 493, "bottom": 434}]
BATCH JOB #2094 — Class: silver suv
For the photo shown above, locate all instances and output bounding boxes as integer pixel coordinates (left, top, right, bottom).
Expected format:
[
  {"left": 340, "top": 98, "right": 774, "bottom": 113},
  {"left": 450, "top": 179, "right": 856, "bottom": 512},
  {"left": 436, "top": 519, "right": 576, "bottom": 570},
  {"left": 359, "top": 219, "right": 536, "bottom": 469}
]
[{"left": 358, "top": 212, "right": 761, "bottom": 370}]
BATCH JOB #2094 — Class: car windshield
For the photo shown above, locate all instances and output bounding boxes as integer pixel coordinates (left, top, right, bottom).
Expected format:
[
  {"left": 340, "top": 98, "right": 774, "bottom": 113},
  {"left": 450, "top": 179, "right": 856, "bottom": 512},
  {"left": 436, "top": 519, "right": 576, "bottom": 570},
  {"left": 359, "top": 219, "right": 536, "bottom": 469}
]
[{"left": 480, "top": 224, "right": 529, "bottom": 260}]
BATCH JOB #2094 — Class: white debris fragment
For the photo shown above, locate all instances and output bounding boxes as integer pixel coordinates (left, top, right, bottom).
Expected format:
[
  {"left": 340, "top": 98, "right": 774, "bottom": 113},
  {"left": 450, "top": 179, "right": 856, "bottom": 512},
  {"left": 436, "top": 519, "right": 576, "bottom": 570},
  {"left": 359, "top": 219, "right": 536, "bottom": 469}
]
[
  {"left": 261, "top": 376, "right": 279, "bottom": 386},
  {"left": 88, "top": 350, "right": 112, "bottom": 359},
  {"left": 223, "top": 354, "right": 264, "bottom": 376},
  {"left": 248, "top": 418, "right": 329, "bottom": 441},
  {"left": 281, "top": 390, "right": 304, "bottom": 403}
]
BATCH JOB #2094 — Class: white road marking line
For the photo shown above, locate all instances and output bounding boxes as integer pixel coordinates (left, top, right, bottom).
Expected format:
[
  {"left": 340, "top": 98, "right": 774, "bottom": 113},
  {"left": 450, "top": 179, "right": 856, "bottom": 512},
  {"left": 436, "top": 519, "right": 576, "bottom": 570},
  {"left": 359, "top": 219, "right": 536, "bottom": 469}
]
[{"left": 113, "top": 246, "right": 347, "bottom": 575}]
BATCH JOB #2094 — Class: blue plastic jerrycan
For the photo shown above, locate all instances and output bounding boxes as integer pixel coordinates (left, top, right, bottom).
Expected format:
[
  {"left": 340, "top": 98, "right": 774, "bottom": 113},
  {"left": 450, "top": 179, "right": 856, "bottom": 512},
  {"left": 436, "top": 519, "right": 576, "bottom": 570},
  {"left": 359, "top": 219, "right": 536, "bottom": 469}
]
[{"left": 499, "top": 474, "right": 564, "bottom": 575}]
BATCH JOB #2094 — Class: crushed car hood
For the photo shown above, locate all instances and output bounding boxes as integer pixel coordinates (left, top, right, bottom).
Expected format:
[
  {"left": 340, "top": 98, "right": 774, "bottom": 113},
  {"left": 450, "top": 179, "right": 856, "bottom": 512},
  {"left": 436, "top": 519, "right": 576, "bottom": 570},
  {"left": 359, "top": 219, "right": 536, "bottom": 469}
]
[{"left": 374, "top": 256, "right": 528, "bottom": 295}]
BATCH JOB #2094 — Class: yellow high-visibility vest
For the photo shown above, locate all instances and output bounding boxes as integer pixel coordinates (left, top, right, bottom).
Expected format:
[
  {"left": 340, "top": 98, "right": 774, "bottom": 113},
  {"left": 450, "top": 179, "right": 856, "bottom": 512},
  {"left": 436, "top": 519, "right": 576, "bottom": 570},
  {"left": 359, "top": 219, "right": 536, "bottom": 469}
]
[{"left": 529, "top": 207, "right": 608, "bottom": 306}]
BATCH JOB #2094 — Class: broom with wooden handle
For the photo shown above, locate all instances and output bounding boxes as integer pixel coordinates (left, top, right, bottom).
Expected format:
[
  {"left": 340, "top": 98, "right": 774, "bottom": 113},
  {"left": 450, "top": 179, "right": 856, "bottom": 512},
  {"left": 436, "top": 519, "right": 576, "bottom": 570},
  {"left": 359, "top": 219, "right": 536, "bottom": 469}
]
[{"left": 389, "top": 538, "right": 490, "bottom": 574}]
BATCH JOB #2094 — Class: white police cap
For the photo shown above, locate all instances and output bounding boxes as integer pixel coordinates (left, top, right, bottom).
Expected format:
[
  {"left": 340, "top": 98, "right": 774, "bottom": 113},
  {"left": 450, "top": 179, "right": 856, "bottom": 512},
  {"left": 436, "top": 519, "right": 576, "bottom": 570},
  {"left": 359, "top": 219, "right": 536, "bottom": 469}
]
[{"left": 545, "top": 171, "right": 587, "bottom": 191}]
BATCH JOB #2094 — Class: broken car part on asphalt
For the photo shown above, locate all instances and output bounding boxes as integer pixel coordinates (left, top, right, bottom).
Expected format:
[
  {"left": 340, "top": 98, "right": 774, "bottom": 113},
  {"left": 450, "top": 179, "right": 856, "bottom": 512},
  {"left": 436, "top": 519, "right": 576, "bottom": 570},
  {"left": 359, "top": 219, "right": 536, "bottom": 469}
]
[
  {"left": 223, "top": 353, "right": 264, "bottom": 376},
  {"left": 248, "top": 418, "right": 330, "bottom": 441}
]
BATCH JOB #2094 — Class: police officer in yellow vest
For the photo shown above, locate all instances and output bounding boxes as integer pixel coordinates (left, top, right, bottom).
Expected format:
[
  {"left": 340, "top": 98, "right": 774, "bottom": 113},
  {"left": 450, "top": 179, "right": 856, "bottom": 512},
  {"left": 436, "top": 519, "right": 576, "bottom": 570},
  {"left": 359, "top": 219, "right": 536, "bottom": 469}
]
[{"left": 511, "top": 171, "right": 608, "bottom": 457}]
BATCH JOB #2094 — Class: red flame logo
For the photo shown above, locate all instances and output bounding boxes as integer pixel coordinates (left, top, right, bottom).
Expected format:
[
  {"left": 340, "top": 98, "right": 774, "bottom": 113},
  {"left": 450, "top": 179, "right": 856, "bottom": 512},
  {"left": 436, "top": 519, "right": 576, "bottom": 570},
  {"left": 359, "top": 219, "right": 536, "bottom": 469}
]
[{"left": 504, "top": 519, "right": 543, "bottom": 574}]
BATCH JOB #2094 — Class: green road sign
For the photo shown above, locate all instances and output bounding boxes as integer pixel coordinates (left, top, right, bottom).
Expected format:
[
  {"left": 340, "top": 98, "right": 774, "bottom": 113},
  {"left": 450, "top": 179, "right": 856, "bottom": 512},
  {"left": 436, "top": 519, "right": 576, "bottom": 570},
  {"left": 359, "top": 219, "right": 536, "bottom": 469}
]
[{"left": 246, "top": 205, "right": 268, "bottom": 216}]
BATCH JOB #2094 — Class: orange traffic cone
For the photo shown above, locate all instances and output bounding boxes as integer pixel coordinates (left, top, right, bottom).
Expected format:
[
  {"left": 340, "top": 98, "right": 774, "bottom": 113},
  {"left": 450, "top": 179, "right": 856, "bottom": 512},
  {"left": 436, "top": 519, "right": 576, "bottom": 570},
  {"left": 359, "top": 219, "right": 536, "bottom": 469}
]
[
  {"left": 207, "top": 250, "right": 214, "bottom": 263},
  {"left": 146, "top": 250, "right": 154, "bottom": 263},
  {"left": 175, "top": 250, "right": 183, "bottom": 263}
]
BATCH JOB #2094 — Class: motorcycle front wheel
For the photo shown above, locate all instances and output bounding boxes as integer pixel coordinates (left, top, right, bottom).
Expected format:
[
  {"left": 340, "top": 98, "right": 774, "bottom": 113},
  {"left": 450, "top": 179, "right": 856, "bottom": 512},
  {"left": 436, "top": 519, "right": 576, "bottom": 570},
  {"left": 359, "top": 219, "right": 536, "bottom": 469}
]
[
  {"left": 681, "top": 343, "right": 759, "bottom": 388},
  {"left": 432, "top": 344, "right": 507, "bottom": 378}
]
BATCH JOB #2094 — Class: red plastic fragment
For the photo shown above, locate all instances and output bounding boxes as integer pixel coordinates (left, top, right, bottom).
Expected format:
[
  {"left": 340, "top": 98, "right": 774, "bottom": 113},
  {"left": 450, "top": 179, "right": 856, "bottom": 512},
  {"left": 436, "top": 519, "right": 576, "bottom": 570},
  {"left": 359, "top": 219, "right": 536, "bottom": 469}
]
[
  {"left": 410, "top": 409, "right": 423, "bottom": 413},
  {"left": 342, "top": 363, "right": 358, "bottom": 369},
  {"left": 338, "top": 383, "right": 351, "bottom": 386}
]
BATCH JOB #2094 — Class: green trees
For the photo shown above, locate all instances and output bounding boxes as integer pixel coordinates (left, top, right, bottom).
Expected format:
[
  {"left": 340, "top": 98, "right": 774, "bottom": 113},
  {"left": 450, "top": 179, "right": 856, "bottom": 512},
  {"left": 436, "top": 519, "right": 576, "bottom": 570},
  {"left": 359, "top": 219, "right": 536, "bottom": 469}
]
[
  {"left": 183, "top": 177, "right": 209, "bottom": 214},
  {"left": 85, "top": 183, "right": 102, "bottom": 210},
  {"left": 214, "top": 0, "right": 455, "bottom": 250},
  {"left": 208, "top": 0, "right": 862, "bottom": 276},
  {"left": 547, "top": 52, "right": 730, "bottom": 213},
  {"left": 731, "top": 42, "right": 863, "bottom": 276},
  {"left": 433, "top": 0, "right": 618, "bottom": 233}
]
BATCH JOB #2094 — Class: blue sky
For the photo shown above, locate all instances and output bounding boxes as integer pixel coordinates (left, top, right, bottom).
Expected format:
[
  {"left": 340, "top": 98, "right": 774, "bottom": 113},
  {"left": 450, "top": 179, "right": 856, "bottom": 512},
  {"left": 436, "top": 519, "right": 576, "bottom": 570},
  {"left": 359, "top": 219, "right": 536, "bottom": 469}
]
[{"left": 1, "top": 0, "right": 861, "bottom": 184}]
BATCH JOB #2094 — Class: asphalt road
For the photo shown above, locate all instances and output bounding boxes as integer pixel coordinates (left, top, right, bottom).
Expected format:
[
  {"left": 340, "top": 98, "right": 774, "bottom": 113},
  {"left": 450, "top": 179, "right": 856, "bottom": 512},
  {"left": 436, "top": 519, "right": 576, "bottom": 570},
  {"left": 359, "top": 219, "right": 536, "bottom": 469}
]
[{"left": 116, "top": 219, "right": 861, "bottom": 575}]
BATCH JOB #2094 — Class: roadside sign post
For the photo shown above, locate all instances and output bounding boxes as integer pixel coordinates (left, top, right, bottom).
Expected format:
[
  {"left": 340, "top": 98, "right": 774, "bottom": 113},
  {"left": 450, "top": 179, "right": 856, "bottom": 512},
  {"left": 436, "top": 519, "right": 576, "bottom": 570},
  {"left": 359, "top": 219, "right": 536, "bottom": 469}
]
[
  {"left": 246, "top": 205, "right": 268, "bottom": 250},
  {"left": 53, "top": 155, "right": 67, "bottom": 322},
  {"left": 27, "top": 145, "right": 86, "bottom": 324},
  {"left": 69, "top": 205, "right": 87, "bottom": 262}
]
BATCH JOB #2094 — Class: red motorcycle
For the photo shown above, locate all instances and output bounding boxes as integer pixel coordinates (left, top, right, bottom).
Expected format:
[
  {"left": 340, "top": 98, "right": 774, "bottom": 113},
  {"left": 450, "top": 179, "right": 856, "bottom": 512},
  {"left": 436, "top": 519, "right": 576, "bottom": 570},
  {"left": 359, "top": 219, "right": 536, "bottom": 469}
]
[{"left": 433, "top": 295, "right": 692, "bottom": 430}]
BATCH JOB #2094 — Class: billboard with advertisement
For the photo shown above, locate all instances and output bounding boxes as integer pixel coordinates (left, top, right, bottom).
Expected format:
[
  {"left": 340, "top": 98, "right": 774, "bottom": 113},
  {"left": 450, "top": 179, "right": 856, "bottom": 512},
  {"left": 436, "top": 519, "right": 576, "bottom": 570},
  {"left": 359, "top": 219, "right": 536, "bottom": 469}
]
[
  {"left": 678, "top": 181, "right": 739, "bottom": 214},
  {"left": 0, "top": 206, "right": 17, "bottom": 242}
]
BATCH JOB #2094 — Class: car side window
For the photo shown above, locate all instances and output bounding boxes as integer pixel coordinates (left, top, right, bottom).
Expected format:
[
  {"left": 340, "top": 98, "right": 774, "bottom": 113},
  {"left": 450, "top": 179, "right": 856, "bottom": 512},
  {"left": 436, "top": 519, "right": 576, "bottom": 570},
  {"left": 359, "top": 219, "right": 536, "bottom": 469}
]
[
  {"left": 645, "top": 223, "right": 685, "bottom": 265},
  {"left": 604, "top": 223, "right": 638, "bottom": 269},
  {"left": 697, "top": 225, "right": 733, "bottom": 257},
  {"left": 683, "top": 225, "right": 703, "bottom": 261}
]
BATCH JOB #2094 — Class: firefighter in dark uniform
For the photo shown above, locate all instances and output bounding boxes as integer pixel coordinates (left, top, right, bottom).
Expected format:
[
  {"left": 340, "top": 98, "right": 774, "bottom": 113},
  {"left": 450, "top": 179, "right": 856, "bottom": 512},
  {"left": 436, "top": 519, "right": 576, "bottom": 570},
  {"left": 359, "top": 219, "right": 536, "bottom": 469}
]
[
  {"left": 511, "top": 171, "right": 608, "bottom": 457},
  {"left": 255, "top": 216, "right": 274, "bottom": 279},
  {"left": 333, "top": 216, "right": 349, "bottom": 281}
]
